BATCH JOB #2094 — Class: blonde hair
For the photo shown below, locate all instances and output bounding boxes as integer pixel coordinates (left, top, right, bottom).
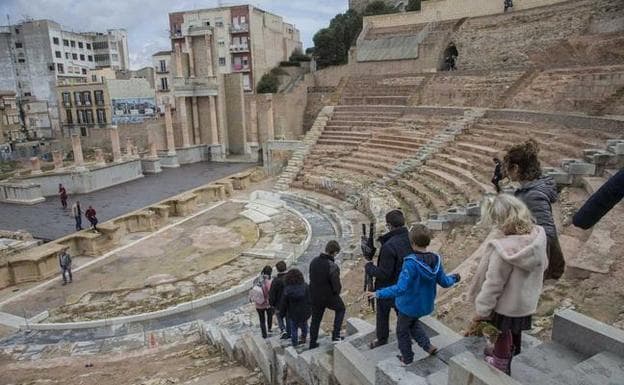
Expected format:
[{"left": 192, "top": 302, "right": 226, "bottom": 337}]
[{"left": 480, "top": 194, "right": 535, "bottom": 235}]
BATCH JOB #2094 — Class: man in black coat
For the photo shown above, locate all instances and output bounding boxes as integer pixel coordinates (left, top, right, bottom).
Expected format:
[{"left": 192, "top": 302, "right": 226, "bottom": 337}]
[
  {"left": 309, "top": 240, "right": 345, "bottom": 349},
  {"left": 269, "top": 261, "right": 290, "bottom": 339},
  {"left": 573, "top": 168, "right": 624, "bottom": 229},
  {"left": 364, "top": 210, "right": 413, "bottom": 348}
]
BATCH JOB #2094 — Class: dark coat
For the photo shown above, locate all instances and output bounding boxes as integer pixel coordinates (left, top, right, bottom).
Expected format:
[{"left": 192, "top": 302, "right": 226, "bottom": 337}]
[
  {"left": 515, "top": 176, "right": 558, "bottom": 238},
  {"left": 365, "top": 226, "right": 412, "bottom": 290},
  {"left": 268, "top": 271, "right": 287, "bottom": 308},
  {"left": 279, "top": 283, "right": 312, "bottom": 323},
  {"left": 573, "top": 169, "right": 624, "bottom": 229},
  {"left": 309, "top": 253, "right": 342, "bottom": 307}
]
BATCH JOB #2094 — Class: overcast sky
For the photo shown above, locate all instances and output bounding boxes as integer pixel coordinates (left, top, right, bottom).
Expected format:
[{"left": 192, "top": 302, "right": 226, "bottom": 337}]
[{"left": 2, "top": 0, "right": 347, "bottom": 69}]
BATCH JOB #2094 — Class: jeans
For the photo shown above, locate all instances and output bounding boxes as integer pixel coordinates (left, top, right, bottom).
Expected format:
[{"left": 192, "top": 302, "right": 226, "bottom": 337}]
[
  {"left": 276, "top": 311, "right": 290, "bottom": 336},
  {"left": 61, "top": 266, "right": 72, "bottom": 283},
  {"left": 310, "top": 297, "right": 346, "bottom": 345},
  {"left": 256, "top": 308, "right": 274, "bottom": 338},
  {"left": 288, "top": 318, "right": 308, "bottom": 346},
  {"left": 88, "top": 217, "right": 98, "bottom": 230},
  {"left": 376, "top": 297, "right": 397, "bottom": 344},
  {"left": 75, "top": 216, "right": 82, "bottom": 231},
  {"left": 396, "top": 313, "right": 431, "bottom": 363}
]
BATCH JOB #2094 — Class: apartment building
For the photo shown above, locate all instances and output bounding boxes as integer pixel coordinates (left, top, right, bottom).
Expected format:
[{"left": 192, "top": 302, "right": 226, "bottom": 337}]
[
  {"left": 169, "top": 4, "right": 302, "bottom": 92},
  {"left": 0, "top": 91, "right": 21, "bottom": 144},
  {"left": 0, "top": 19, "right": 129, "bottom": 138},
  {"left": 152, "top": 50, "right": 174, "bottom": 112}
]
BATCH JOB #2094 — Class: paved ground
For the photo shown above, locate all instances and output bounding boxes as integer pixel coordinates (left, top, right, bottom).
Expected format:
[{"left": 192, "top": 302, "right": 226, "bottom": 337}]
[{"left": 0, "top": 162, "right": 254, "bottom": 240}]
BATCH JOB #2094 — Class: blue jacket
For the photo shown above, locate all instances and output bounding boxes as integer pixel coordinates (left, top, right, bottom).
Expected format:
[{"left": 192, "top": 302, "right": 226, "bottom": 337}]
[{"left": 376, "top": 252, "right": 458, "bottom": 318}]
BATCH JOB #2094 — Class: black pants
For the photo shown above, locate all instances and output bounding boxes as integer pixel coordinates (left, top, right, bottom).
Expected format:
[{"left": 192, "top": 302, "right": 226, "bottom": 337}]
[
  {"left": 256, "top": 308, "right": 274, "bottom": 338},
  {"left": 376, "top": 297, "right": 398, "bottom": 344},
  {"left": 310, "top": 297, "right": 346, "bottom": 345},
  {"left": 397, "top": 313, "right": 431, "bottom": 363},
  {"left": 545, "top": 235, "right": 565, "bottom": 279},
  {"left": 492, "top": 177, "right": 501, "bottom": 193}
]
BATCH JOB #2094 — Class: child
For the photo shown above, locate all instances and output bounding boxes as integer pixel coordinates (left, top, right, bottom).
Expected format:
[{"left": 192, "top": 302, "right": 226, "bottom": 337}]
[
  {"left": 367, "top": 224, "right": 460, "bottom": 365},
  {"left": 269, "top": 261, "right": 290, "bottom": 339},
  {"left": 279, "top": 268, "right": 311, "bottom": 347},
  {"left": 249, "top": 265, "right": 273, "bottom": 338}
]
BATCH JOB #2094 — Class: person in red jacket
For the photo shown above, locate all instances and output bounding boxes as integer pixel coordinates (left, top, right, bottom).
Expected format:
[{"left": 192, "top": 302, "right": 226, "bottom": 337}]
[
  {"left": 59, "top": 184, "right": 68, "bottom": 209},
  {"left": 85, "top": 205, "right": 98, "bottom": 231}
]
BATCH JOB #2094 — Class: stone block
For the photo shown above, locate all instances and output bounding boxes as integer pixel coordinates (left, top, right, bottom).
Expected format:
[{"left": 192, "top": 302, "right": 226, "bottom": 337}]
[
  {"left": 334, "top": 342, "right": 374, "bottom": 385},
  {"left": 552, "top": 309, "right": 624, "bottom": 357},
  {"left": 426, "top": 219, "right": 450, "bottom": 231},
  {"left": 561, "top": 160, "right": 596, "bottom": 176},
  {"left": 376, "top": 359, "right": 428, "bottom": 385},
  {"left": 606, "top": 140, "right": 624, "bottom": 155},
  {"left": 466, "top": 202, "right": 481, "bottom": 216},
  {"left": 449, "top": 351, "right": 523, "bottom": 385},
  {"left": 543, "top": 168, "right": 571, "bottom": 186},
  {"left": 346, "top": 318, "right": 375, "bottom": 337},
  {"left": 158, "top": 153, "right": 180, "bottom": 168},
  {"left": 141, "top": 158, "right": 162, "bottom": 174}
]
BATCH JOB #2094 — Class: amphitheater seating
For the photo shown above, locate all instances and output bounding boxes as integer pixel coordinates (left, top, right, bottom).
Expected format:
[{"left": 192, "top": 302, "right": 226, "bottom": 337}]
[{"left": 340, "top": 74, "right": 426, "bottom": 105}]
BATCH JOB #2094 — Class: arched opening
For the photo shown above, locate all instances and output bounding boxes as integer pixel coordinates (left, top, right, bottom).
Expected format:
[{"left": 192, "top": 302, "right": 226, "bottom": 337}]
[{"left": 443, "top": 43, "right": 459, "bottom": 71}]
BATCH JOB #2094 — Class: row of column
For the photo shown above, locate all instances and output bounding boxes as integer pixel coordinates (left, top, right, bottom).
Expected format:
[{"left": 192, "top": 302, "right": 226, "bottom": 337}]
[{"left": 167, "top": 96, "right": 219, "bottom": 149}]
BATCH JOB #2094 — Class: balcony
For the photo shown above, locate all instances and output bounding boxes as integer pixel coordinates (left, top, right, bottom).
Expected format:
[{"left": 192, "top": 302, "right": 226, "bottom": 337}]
[
  {"left": 229, "top": 45, "right": 249, "bottom": 53},
  {"left": 155, "top": 67, "right": 169, "bottom": 74},
  {"left": 185, "top": 24, "right": 213, "bottom": 37},
  {"left": 232, "top": 64, "right": 251, "bottom": 73},
  {"left": 173, "top": 76, "right": 218, "bottom": 98},
  {"left": 157, "top": 86, "right": 170, "bottom": 93},
  {"left": 230, "top": 24, "right": 249, "bottom": 34}
]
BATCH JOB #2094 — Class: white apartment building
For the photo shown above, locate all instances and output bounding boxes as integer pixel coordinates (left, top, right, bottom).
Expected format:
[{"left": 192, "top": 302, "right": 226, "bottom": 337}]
[{"left": 152, "top": 50, "right": 174, "bottom": 112}]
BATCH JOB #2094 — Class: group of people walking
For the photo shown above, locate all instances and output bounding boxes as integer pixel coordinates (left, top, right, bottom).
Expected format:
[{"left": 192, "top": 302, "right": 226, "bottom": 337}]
[{"left": 59, "top": 184, "right": 99, "bottom": 232}]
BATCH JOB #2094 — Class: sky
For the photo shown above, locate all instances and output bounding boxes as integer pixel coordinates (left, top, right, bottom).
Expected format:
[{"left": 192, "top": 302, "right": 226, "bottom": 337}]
[{"left": 2, "top": 0, "right": 348, "bottom": 69}]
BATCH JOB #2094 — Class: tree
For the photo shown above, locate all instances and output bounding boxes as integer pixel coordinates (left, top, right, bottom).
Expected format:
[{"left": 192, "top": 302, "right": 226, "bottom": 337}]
[
  {"left": 256, "top": 73, "right": 279, "bottom": 94},
  {"left": 406, "top": 0, "right": 422, "bottom": 12},
  {"left": 363, "top": 1, "right": 397, "bottom": 16}
]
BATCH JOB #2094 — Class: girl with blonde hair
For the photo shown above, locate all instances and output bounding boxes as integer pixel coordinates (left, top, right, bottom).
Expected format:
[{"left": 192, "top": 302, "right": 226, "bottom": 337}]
[{"left": 469, "top": 194, "right": 548, "bottom": 374}]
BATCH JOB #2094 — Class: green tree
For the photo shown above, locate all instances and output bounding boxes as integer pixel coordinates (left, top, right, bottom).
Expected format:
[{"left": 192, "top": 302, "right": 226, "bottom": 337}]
[
  {"left": 406, "top": 0, "right": 422, "bottom": 11},
  {"left": 256, "top": 73, "right": 279, "bottom": 94},
  {"left": 363, "top": 1, "right": 397, "bottom": 15}
]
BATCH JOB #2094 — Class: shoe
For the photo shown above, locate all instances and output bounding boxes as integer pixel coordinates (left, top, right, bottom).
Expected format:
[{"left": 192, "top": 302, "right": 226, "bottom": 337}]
[
  {"left": 299, "top": 337, "right": 307, "bottom": 345},
  {"left": 280, "top": 333, "right": 290, "bottom": 340},
  {"left": 369, "top": 340, "right": 387, "bottom": 349},
  {"left": 396, "top": 355, "right": 413, "bottom": 366},
  {"left": 62, "top": 282, "right": 67, "bottom": 286},
  {"left": 332, "top": 336, "right": 345, "bottom": 344},
  {"left": 309, "top": 342, "right": 320, "bottom": 350},
  {"left": 427, "top": 345, "right": 438, "bottom": 355}
]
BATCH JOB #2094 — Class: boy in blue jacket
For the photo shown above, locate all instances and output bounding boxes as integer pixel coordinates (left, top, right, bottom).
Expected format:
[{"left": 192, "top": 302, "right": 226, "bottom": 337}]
[{"left": 367, "top": 224, "right": 460, "bottom": 365}]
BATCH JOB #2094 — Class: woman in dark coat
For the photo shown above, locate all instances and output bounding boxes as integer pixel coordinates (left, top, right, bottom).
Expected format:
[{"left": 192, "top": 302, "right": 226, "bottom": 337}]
[
  {"left": 279, "top": 268, "right": 312, "bottom": 347},
  {"left": 573, "top": 169, "right": 624, "bottom": 229}
]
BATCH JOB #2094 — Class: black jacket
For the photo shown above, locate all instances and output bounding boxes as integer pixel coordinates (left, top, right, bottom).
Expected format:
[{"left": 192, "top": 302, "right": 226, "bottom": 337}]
[
  {"left": 279, "top": 283, "right": 312, "bottom": 323},
  {"left": 573, "top": 169, "right": 624, "bottom": 229},
  {"left": 268, "top": 272, "right": 286, "bottom": 308},
  {"left": 365, "top": 227, "right": 412, "bottom": 290},
  {"left": 309, "top": 253, "right": 342, "bottom": 306}
]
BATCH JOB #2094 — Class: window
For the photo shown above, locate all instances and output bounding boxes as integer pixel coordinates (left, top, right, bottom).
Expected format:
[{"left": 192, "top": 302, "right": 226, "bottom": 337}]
[
  {"left": 80, "top": 54, "right": 85, "bottom": 61},
  {"left": 97, "top": 109, "right": 106, "bottom": 124},
  {"left": 63, "top": 39, "right": 69, "bottom": 46},
  {"left": 159, "top": 59, "right": 166, "bottom": 72},
  {"left": 215, "top": 17, "right": 224, "bottom": 28},
  {"left": 88, "top": 55, "right": 93, "bottom": 62},
  {"left": 160, "top": 77, "right": 168, "bottom": 91},
  {"left": 49, "top": 64, "right": 55, "bottom": 71},
  {"left": 55, "top": 51, "right": 62, "bottom": 58},
  {"left": 15, "top": 28, "right": 19, "bottom": 34},
  {"left": 81, "top": 68, "right": 87, "bottom": 75},
  {"left": 18, "top": 58, "right": 25, "bottom": 63},
  {"left": 80, "top": 126, "right": 87, "bottom": 136},
  {"left": 86, "top": 43, "right": 91, "bottom": 50},
  {"left": 92, "top": 75, "right": 97, "bottom": 82},
  {"left": 15, "top": 42, "right": 22, "bottom": 48},
  {"left": 74, "top": 92, "right": 83, "bottom": 106},
  {"left": 85, "top": 110, "right": 94, "bottom": 124},
  {"left": 78, "top": 42, "right": 83, "bottom": 49},
  {"left": 65, "top": 52, "right": 70, "bottom": 59},
  {"left": 218, "top": 39, "right": 225, "bottom": 47},
  {"left": 70, "top": 40, "right": 76, "bottom": 48},
  {"left": 72, "top": 53, "right": 78, "bottom": 60},
  {"left": 62, "top": 92, "right": 71, "bottom": 106},
  {"left": 94, "top": 90, "right": 104, "bottom": 105},
  {"left": 24, "top": 92, "right": 31, "bottom": 97},
  {"left": 83, "top": 91, "right": 92, "bottom": 105},
  {"left": 53, "top": 37, "right": 59, "bottom": 45},
  {"left": 219, "top": 57, "right": 226, "bottom": 66},
  {"left": 66, "top": 109, "right": 73, "bottom": 124},
  {"left": 57, "top": 63, "right": 64, "bottom": 74},
  {"left": 111, "top": 53, "right": 118, "bottom": 61}
]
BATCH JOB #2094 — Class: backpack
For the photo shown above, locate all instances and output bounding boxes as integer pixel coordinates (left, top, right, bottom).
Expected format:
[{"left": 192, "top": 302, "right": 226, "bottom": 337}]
[{"left": 250, "top": 284, "right": 266, "bottom": 306}]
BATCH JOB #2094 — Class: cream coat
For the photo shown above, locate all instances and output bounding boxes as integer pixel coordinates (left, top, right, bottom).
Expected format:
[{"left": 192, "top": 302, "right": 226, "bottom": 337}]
[{"left": 469, "top": 226, "right": 548, "bottom": 318}]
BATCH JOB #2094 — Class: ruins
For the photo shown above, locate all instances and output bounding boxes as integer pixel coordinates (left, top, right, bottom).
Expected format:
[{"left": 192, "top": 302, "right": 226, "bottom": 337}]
[{"left": 1, "top": 0, "right": 624, "bottom": 384}]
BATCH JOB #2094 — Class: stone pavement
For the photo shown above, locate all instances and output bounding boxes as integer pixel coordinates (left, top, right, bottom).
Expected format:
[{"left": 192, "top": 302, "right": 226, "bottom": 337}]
[{"left": 0, "top": 162, "right": 254, "bottom": 240}]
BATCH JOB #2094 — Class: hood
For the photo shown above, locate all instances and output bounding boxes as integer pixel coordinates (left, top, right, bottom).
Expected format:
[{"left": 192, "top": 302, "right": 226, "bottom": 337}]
[
  {"left": 490, "top": 226, "right": 547, "bottom": 271},
  {"left": 519, "top": 176, "right": 558, "bottom": 203},
  {"left": 320, "top": 253, "right": 335, "bottom": 262},
  {"left": 287, "top": 283, "right": 307, "bottom": 298},
  {"left": 405, "top": 253, "right": 440, "bottom": 281},
  {"left": 378, "top": 226, "right": 408, "bottom": 244}
]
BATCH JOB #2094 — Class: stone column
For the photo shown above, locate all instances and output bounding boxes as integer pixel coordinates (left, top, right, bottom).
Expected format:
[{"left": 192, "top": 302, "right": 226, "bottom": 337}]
[
  {"left": 191, "top": 97, "right": 200, "bottom": 145},
  {"left": 110, "top": 126, "right": 122, "bottom": 162},
  {"left": 147, "top": 130, "right": 158, "bottom": 158},
  {"left": 126, "top": 137, "right": 134, "bottom": 157},
  {"left": 204, "top": 33, "right": 213, "bottom": 77},
  {"left": 30, "top": 157, "right": 42, "bottom": 174},
  {"left": 52, "top": 150, "right": 64, "bottom": 170},
  {"left": 266, "top": 95, "right": 275, "bottom": 141},
  {"left": 165, "top": 104, "right": 176, "bottom": 154},
  {"left": 94, "top": 148, "right": 105, "bottom": 165},
  {"left": 175, "top": 43, "right": 183, "bottom": 77},
  {"left": 209, "top": 96, "right": 219, "bottom": 145},
  {"left": 71, "top": 134, "right": 85, "bottom": 169},
  {"left": 185, "top": 36, "right": 195, "bottom": 78},
  {"left": 249, "top": 98, "right": 258, "bottom": 143},
  {"left": 178, "top": 97, "right": 191, "bottom": 148}
]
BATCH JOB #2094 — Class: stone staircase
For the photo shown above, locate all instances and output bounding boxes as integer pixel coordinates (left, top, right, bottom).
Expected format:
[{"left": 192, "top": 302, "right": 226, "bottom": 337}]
[
  {"left": 203, "top": 307, "right": 624, "bottom": 385},
  {"left": 274, "top": 106, "right": 334, "bottom": 192}
]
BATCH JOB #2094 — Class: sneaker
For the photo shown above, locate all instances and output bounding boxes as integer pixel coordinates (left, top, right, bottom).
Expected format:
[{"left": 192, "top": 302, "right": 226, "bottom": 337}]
[
  {"left": 298, "top": 337, "right": 307, "bottom": 345},
  {"left": 62, "top": 282, "right": 67, "bottom": 286},
  {"left": 396, "top": 355, "right": 413, "bottom": 366},
  {"left": 369, "top": 340, "right": 387, "bottom": 349},
  {"left": 332, "top": 336, "right": 345, "bottom": 344},
  {"left": 280, "top": 333, "right": 290, "bottom": 340},
  {"left": 309, "top": 342, "right": 320, "bottom": 350},
  {"left": 427, "top": 345, "right": 438, "bottom": 355}
]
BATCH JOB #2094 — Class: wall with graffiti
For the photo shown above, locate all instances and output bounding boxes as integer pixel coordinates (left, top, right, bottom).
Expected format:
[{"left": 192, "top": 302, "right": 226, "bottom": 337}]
[{"left": 111, "top": 97, "right": 156, "bottom": 124}]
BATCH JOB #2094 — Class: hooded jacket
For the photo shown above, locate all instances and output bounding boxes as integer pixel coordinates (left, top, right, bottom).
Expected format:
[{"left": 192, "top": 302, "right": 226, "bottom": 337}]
[
  {"left": 365, "top": 227, "right": 412, "bottom": 290},
  {"left": 469, "top": 226, "right": 548, "bottom": 318},
  {"left": 376, "top": 252, "right": 458, "bottom": 318},
  {"left": 279, "top": 283, "right": 312, "bottom": 323},
  {"left": 309, "top": 253, "right": 342, "bottom": 307},
  {"left": 268, "top": 271, "right": 287, "bottom": 308},
  {"left": 515, "top": 176, "right": 558, "bottom": 238}
]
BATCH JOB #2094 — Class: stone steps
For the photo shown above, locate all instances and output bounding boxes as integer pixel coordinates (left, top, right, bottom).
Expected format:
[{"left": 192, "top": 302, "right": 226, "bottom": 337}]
[
  {"left": 317, "top": 139, "right": 362, "bottom": 147},
  {"left": 340, "top": 96, "right": 410, "bottom": 106},
  {"left": 393, "top": 186, "right": 429, "bottom": 222},
  {"left": 374, "top": 134, "right": 430, "bottom": 146},
  {"left": 455, "top": 141, "right": 500, "bottom": 158},
  {"left": 419, "top": 167, "right": 472, "bottom": 202},
  {"left": 510, "top": 342, "right": 588, "bottom": 384},
  {"left": 549, "top": 351, "right": 624, "bottom": 385},
  {"left": 425, "top": 158, "right": 490, "bottom": 195},
  {"left": 341, "top": 155, "right": 395, "bottom": 171},
  {"left": 330, "top": 161, "right": 387, "bottom": 179},
  {"left": 361, "top": 142, "right": 419, "bottom": 155},
  {"left": 399, "top": 177, "right": 452, "bottom": 211},
  {"left": 320, "top": 131, "right": 372, "bottom": 140},
  {"left": 350, "top": 151, "right": 400, "bottom": 165}
]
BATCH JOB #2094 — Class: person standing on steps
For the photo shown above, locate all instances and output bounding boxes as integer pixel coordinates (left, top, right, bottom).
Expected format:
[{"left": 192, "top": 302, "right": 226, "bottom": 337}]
[
  {"left": 363, "top": 209, "right": 413, "bottom": 349},
  {"left": 279, "top": 268, "right": 311, "bottom": 347},
  {"left": 468, "top": 194, "right": 548, "bottom": 375},
  {"left": 573, "top": 168, "right": 624, "bottom": 229},
  {"left": 71, "top": 200, "right": 82, "bottom": 231},
  {"left": 367, "top": 224, "right": 460, "bottom": 366},
  {"left": 269, "top": 261, "right": 291, "bottom": 340},
  {"left": 59, "top": 250, "right": 73, "bottom": 285},
  {"left": 85, "top": 205, "right": 98, "bottom": 232},
  {"left": 309, "top": 240, "right": 346, "bottom": 349},
  {"left": 504, "top": 140, "right": 564, "bottom": 280},
  {"left": 59, "top": 184, "right": 68, "bottom": 209},
  {"left": 491, "top": 157, "right": 504, "bottom": 193},
  {"left": 249, "top": 265, "right": 273, "bottom": 338}
]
